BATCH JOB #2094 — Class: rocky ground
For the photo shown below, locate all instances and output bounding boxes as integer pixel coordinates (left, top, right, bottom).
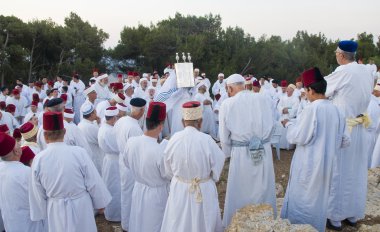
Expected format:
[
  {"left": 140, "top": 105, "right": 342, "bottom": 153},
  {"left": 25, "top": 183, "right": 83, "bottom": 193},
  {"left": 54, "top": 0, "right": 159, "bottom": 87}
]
[{"left": 96, "top": 149, "right": 380, "bottom": 232}]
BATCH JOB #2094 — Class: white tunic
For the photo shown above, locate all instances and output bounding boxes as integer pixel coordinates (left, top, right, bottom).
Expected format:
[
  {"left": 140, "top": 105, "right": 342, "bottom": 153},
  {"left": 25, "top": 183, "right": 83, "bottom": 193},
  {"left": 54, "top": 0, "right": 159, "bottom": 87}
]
[
  {"left": 280, "top": 99, "right": 347, "bottom": 232},
  {"left": 29, "top": 142, "right": 112, "bottom": 232},
  {"left": 78, "top": 119, "right": 104, "bottom": 174},
  {"left": 366, "top": 95, "right": 380, "bottom": 167},
  {"left": 0, "top": 161, "right": 44, "bottom": 232},
  {"left": 6, "top": 96, "right": 28, "bottom": 118},
  {"left": 115, "top": 116, "right": 143, "bottom": 231},
  {"left": 219, "top": 90, "right": 277, "bottom": 227},
  {"left": 124, "top": 135, "right": 170, "bottom": 232},
  {"left": 0, "top": 110, "right": 19, "bottom": 133},
  {"left": 98, "top": 123, "right": 121, "bottom": 221},
  {"left": 211, "top": 79, "right": 226, "bottom": 95},
  {"left": 193, "top": 92, "right": 217, "bottom": 138},
  {"left": 70, "top": 80, "right": 86, "bottom": 124},
  {"left": 94, "top": 81, "right": 111, "bottom": 105},
  {"left": 161, "top": 126, "right": 225, "bottom": 232},
  {"left": 96, "top": 100, "right": 111, "bottom": 122},
  {"left": 325, "top": 61, "right": 373, "bottom": 221},
  {"left": 277, "top": 94, "right": 299, "bottom": 149}
]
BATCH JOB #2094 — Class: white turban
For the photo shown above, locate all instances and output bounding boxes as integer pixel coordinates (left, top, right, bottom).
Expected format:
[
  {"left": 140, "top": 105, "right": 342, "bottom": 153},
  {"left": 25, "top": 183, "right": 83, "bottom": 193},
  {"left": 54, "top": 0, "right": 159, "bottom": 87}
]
[{"left": 226, "top": 74, "right": 245, "bottom": 85}]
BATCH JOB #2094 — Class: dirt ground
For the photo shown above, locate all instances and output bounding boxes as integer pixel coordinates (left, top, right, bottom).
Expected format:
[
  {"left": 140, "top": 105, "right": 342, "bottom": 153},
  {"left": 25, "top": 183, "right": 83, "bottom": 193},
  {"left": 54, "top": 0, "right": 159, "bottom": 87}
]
[{"left": 95, "top": 148, "right": 379, "bottom": 232}]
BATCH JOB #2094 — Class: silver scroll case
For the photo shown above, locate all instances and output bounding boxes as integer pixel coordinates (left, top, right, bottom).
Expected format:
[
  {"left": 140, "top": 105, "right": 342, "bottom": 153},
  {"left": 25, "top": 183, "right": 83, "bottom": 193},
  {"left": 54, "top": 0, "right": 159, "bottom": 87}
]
[{"left": 175, "top": 52, "right": 195, "bottom": 88}]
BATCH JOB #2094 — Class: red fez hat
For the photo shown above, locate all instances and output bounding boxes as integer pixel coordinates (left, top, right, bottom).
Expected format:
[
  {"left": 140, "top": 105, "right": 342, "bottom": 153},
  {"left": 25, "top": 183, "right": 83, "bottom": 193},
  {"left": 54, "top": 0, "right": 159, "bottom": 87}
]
[
  {"left": 12, "top": 89, "right": 20, "bottom": 95},
  {"left": 146, "top": 102, "right": 166, "bottom": 122},
  {"left": 72, "top": 73, "right": 79, "bottom": 79},
  {"left": 34, "top": 82, "right": 42, "bottom": 88},
  {"left": 302, "top": 67, "right": 323, "bottom": 88},
  {"left": 6, "top": 104, "right": 16, "bottom": 113},
  {"left": 117, "top": 74, "right": 123, "bottom": 78},
  {"left": 295, "top": 76, "right": 302, "bottom": 83},
  {"left": 64, "top": 108, "right": 74, "bottom": 114},
  {"left": 48, "top": 81, "right": 54, "bottom": 87},
  {"left": 93, "top": 68, "right": 99, "bottom": 73},
  {"left": 252, "top": 80, "right": 260, "bottom": 87},
  {"left": 60, "top": 93, "right": 67, "bottom": 102},
  {"left": 133, "top": 72, "right": 139, "bottom": 77},
  {"left": 32, "top": 93, "right": 40, "bottom": 101},
  {"left": 280, "top": 80, "right": 288, "bottom": 87},
  {"left": 0, "top": 132, "right": 16, "bottom": 157},
  {"left": 110, "top": 83, "right": 115, "bottom": 88},
  {"left": 0, "top": 101, "right": 5, "bottom": 110},
  {"left": 183, "top": 101, "right": 201, "bottom": 108},
  {"left": 214, "top": 93, "right": 221, "bottom": 101},
  {"left": 12, "top": 128, "right": 22, "bottom": 139},
  {"left": 31, "top": 101, "right": 38, "bottom": 107},
  {"left": 113, "top": 83, "right": 123, "bottom": 90},
  {"left": 20, "top": 146, "right": 35, "bottom": 165},
  {"left": 0, "top": 124, "right": 9, "bottom": 133},
  {"left": 43, "top": 112, "right": 64, "bottom": 131},
  {"left": 20, "top": 122, "right": 38, "bottom": 140},
  {"left": 127, "top": 71, "right": 134, "bottom": 76}
]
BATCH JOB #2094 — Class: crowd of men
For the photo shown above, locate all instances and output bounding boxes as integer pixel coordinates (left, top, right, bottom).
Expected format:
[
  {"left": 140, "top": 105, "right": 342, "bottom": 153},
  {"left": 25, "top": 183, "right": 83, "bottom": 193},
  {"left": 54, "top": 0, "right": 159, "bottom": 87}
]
[{"left": 0, "top": 40, "right": 380, "bottom": 232}]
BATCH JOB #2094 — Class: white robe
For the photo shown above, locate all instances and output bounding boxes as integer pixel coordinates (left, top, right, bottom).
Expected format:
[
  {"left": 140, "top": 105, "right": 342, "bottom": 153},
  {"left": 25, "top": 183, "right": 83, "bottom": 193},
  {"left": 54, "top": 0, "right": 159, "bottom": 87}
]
[
  {"left": 193, "top": 92, "right": 217, "bottom": 138},
  {"left": 366, "top": 95, "right": 380, "bottom": 167},
  {"left": 78, "top": 119, "right": 104, "bottom": 175},
  {"left": 123, "top": 135, "right": 170, "bottom": 232},
  {"left": 277, "top": 94, "right": 299, "bottom": 150},
  {"left": 96, "top": 100, "right": 111, "bottom": 123},
  {"left": 371, "top": 133, "right": 380, "bottom": 168},
  {"left": 98, "top": 123, "right": 121, "bottom": 222},
  {"left": 0, "top": 161, "right": 44, "bottom": 232},
  {"left": 94, "top": 81, "right": 111, "bottom": 105},
  {"left": 325, "top": 61, "right": 373, "bottom": 221},
  {"left": 280, "top": 99, "right": 347, "bottom": 232},
  {"left": 219, "top": 90, "right": 277, "bottom": 227},
  {"left": 70, "top": 80, "right": 86, "bottom": 124},
  {"left": 0, "top": 110, "right": 19, "bottom": 133},
  {"left": 115, "top": 116, "right": 143, "bottom": 231},
  {"left": 6, "top": 96, "right": 28, "bottom": 119},
  {"left": 211, "top": 80, "right": 226, "bottom": 95},
  {"left": 161, "top": 126, "right": 225, "bottom": 232},
  {"left": 29, "top": 142, "right": 112, "bottom": 232}
]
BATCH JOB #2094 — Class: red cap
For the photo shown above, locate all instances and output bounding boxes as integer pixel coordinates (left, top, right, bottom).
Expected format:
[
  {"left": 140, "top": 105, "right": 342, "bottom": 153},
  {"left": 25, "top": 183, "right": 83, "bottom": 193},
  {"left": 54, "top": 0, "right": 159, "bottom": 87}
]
[
  {"left": 20, "top": 122, "right": 35, "bottom": 134},
  {"left": 48, "top": 81, "right": 54, "bottom": 87},
  {"left": 182, "top": 101, "right": 201, "bottom": 108},
  {"left": 93, "top": 68, "right": 99, "bottom": 73},
  {"left": 43, "top": 112, "right": 64, "bottom": 131},
  {"left": 60, "top": 94, "right": 67, "bottom": 102},
  {"left": 64, "top": 108, "right": 74, "bottom": 114},
  {"left": 295, "top": 76, "right": 302, "bottom": 83},
  {"left": 34, "top": 82, "right": 42, "bottom": 88},
  {"left": 12, "top": 128, "right": 21, "bottom": 139},
  {"left": 118, "top": 93, "right": 125, "bottom": 100},
  {"left": 6, "top": 104, "right": 16, "bottom": 113},
  {"left": 302, "top": 67, "right": 323, "bottom": 88},
  {"left": 252, "top": 80, "right": 260, "bottom": 87},
  {"left": 127, "top": 71, "right": 134, "bottom": 76},
  {"left": 133, "top": 72, "right": 139, "bottom": 77},
  {"left": 117, "top": 74, "right": 123, "bottom": 78},
  {"left": 20, "top": 146, "right": 35, "bottom": 165},
  {"left": 0, "top": 124, "right": 9, "bottom": 133},
  {"left": 280, "top": 80, "right": 288, "bottom": 87},
  {"left": 0, "top": 101, "right": 5, "bottom": 110},
  {"left": 32, "top": 93, "right": 40, "bottom": 101},
  {"left": 113, "top": 83, "right": 123, "bottom": 90},
  {"left": 31, "top": 101, "right": 38, "bottom": 107},
  {"left": 0, "top": 132, "right": 16, "bottom": 157},
  {"left": 12, "top": 89, "right": 20, "bottom": 95},
  {"left": 146, "top": 102, "right": 166, "bottom": 122}
]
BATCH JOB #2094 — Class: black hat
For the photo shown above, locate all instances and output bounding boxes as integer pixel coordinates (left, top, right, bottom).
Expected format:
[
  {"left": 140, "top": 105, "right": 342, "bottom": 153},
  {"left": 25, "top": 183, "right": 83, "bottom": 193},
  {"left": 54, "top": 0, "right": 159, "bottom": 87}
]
[
  {"left": 130, "top": 98, "right": 147, "bottom": 107},
  {"left": 46, "top": 98, "right": 63, "bottom": 108}
]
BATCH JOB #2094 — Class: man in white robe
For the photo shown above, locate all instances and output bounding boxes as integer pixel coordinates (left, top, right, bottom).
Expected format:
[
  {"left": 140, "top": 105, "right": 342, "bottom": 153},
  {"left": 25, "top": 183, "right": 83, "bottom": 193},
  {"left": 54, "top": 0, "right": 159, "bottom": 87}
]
[
  {"left": 80, "top": 86, "right": 97, "bottom": 120},
  {"left": 161, "top": 101, "right": 225, "bottom": 232},
  {"left": 0, "top": 110, "right": 18, "bottom": 134},
  {"left": 280, "top": 68, "right": 348, "bottom": 232},
  {"left": 211, "top": 73, "right": 226, "bottom": 95},
  {"left": 98, "top": 106, "right": 122, "bottom": 222},
  {"left": 277, "top": 84, "right": 299, "bottom": 150},
  {"left": 93, "top": 74, "right": 111, "bottom": 105},
  {"left": 20, "top": 122, "right": 40, "bottom": 155},
  {"left": 29, "top": 112, "right": 111, "bottom": 232},
  {"left": 6, "top": 89, "right": 27, "bottom": 124},
  {"left": 78, "top": 104, "right": 104, "bottom": 174},
  {"left": 96, "top": 93, "right": 125, "bottom": 123},
  {"left": 70, "top": 74, "right": 86, "bottom": 124},
  {"left": 193, "top": 84, "right": 217, "bottom": 138},
  {"left": 220, "top": 74, "right": 277, "bottom": 227},
  {"left": 0, "top": 132, "right": 44, "bottom": 232},
  {"left": 123, "top": 102, "right": 170, "bottom": 232},
  {"left": 325, "top": 40, "right": 374, "bottom": 229},
  {"left": 116, "top": 97, "right": 146, "bottom": 231}
]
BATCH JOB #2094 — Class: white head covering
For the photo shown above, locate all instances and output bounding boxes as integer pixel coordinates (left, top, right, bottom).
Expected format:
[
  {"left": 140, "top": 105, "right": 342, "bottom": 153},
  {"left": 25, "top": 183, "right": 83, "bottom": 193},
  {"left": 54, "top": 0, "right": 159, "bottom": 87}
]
[
  {"left": 218, "top": 73, "right": 224, "bottom": 77},
  {"left": 81, "top": 104, "right": 94, "bottom": 116},
  {"left": 226, "top": 74, "right": 245, "bottom": 85},
  {"left": 105, "top": 107, "right": 119, "bottom": 117},
  {"left": 97, "top": 73, "right": 108, "bottom": 81},
  {"left": 123, "top": 83, "right": 134, "bottom": 91},
  {"left": 142, "top": 73, "right": 148, "bottom": 78},
  {"left": 288, "top": 84, "right": 296, "bottom": 90},
  {"left": 374, "top": 85, "right": 380, "bottom": 92},
  {"left": 84, "top": 86, "right": 96, "bottom": 96},
  {"left": 116, "top": 103, "right": 128, "bottom": 112},
  {"left": 139, "top": 77, "right": 148, "bottom": 84}
]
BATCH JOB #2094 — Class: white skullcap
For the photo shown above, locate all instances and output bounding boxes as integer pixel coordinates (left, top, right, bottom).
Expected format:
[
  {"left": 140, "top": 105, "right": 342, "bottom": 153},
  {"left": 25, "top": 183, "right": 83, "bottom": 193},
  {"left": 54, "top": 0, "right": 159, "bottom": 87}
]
[
  {"left": 142, "top": 73, "right": 148, "bottom": 78},
  {"left": 288, "top": 84, "right": 296, "bottom": 90},
  {"left": 63, "top": 108, "right": 75, "bottom": 119},
  {"left": 23, "top": 113, "right": 36, "bottom": 125},
  {"left": 123, "top": 83, "right": 133, "bottom": 91},
  {"left": 139, "top": 77, "right": 148, "bottom": 83},
  {"left": 81, "top": 103, "right": 94, "bottom": 116},
  {"left": 105, "top": 107, "right": 119, "bottom": 117},
  {"left": 84, "top": 86, "right": 96, "bottom": 96},
  {"left": 194, "top": 68, "right": 200, "bottom": 72},
  {"left": 182, "top": 101, "right": 202, "bottom": 120},
  {"left": 147, "top": 86, "right": 155, "bottom": 91},
  {"left": 151, "top": 78, "right": 158, "bottom": 83},
  {"left": 97, "top": 73, "right": 108, "bottom": 81},
  {"left": 218, "top": 73, "right": 224, "bottom": 77},
  {"left": 116, "top": 103, "right": 128, "bottom": 112},
  {"left": 226, "top": 74, "right": 245, "bottom": 85},
  {"left": 374, "top": 85, "right": 380, "bottom": 91},
  {"left": 163, "top": 68, "right": 171, "bottom": 74}
]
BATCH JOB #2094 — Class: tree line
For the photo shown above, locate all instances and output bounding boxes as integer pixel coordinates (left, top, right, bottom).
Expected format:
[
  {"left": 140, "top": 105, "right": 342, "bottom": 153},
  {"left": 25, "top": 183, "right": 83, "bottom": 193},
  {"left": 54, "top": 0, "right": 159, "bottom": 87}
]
[{"left": 1, "top": 12, "right": 379, "bottom": 86}]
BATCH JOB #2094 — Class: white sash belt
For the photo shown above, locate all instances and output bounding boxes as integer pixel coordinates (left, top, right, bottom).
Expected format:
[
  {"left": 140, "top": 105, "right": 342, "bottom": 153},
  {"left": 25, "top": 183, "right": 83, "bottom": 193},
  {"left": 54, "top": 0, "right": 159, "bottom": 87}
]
[{"left": 176, "top": 176, "right": 211, "bottom": 203}]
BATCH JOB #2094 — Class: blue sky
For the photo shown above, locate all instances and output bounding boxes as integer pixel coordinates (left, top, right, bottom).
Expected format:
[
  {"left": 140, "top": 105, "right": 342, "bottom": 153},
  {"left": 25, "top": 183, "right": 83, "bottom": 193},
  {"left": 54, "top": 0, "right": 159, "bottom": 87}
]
[{"left": 1, "top": 0, "right": 379, "bottom": 48}]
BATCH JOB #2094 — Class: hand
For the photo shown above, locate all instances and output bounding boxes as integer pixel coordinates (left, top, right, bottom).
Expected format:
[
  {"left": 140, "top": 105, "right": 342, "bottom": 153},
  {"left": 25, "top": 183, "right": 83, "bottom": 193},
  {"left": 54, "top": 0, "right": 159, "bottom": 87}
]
[
  {"left": 203, "top": 100, "right": 212, "bottom": 105},
  {"left": 282, "top": 108, "right": 289, "bottom": 114},
  {"left": 281, "top": 119, "right": 289, "bottom": 127},
  {"left": 97, "top": 208, "right": 105, "bottom": 214}
]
